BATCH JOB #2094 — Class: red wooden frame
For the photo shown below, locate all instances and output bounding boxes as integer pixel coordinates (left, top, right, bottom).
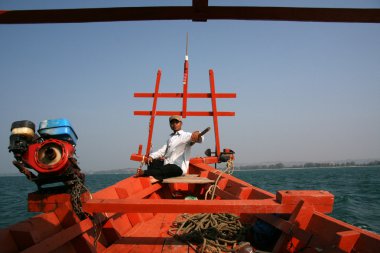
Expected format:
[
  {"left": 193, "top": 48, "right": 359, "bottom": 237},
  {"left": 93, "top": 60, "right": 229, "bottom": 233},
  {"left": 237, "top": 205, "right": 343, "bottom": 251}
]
[{"left": 133, "top": 58, "right": 236, "bottom": 159}]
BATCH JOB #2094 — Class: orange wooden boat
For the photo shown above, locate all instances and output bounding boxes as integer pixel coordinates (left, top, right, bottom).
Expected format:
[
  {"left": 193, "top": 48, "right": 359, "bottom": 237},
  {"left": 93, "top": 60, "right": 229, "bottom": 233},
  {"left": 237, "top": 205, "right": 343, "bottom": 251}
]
[{"left": 2, "top": 45, "right": 380, "bottom": 253}]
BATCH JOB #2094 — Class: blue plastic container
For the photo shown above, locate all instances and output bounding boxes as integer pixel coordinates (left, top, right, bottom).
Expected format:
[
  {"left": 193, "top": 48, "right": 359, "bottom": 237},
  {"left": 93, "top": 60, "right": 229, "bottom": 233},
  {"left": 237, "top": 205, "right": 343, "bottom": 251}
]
[{"left": 38, "top": 118, "right": 78, "bottom": 145}]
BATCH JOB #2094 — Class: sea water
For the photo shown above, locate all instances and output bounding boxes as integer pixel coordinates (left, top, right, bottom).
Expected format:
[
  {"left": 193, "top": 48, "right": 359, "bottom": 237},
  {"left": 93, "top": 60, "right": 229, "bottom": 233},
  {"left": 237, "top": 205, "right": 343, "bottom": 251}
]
[{"left": 0, "top": 166, "right": 379, "bottom": 234}]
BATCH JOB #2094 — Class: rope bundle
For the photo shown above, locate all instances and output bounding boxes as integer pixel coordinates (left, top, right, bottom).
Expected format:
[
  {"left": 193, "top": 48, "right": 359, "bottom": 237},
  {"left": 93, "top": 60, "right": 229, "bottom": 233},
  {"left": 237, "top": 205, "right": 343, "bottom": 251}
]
[
  {"left": 169, "top": 212, "right": 248, "bottom": 253},
  {"left": 169, "top": 158, "right": 246, "bottom": 252}
]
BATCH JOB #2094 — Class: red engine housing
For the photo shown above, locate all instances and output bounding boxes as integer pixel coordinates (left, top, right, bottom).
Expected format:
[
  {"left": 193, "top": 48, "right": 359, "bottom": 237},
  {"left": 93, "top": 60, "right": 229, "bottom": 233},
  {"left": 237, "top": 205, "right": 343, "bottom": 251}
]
[{"left": 22, "top": 139, "right": 75, "bottom": 174}]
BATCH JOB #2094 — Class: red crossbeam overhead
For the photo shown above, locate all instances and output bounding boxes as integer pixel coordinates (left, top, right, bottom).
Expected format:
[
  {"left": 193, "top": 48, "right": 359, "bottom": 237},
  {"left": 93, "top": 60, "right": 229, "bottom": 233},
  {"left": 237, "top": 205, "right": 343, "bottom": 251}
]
[
  {"left": 134, "top": 68, "right": 235, "bottom": 158},
  {"left": 1, "top": 6, "right": 380, "bottom": 24}
]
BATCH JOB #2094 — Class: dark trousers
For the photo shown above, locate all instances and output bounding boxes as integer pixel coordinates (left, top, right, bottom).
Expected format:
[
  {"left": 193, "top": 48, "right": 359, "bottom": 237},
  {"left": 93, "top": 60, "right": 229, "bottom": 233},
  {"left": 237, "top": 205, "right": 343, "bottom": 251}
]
[{"left": 144, "top": 159, "right": 183, "bottom": 180}]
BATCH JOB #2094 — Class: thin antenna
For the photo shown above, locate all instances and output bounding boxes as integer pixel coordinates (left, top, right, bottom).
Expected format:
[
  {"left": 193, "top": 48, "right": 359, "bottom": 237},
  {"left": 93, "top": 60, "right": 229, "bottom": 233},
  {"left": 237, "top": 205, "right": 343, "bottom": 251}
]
[
  {"left": 185, "top": 32, "right": 189, "bottom": 59},
  {"left": 182, "top": 33, "right": 189, "bottom": 117},
  {"left": 183, "top": 32, "right": 189, "bottom": 84}
]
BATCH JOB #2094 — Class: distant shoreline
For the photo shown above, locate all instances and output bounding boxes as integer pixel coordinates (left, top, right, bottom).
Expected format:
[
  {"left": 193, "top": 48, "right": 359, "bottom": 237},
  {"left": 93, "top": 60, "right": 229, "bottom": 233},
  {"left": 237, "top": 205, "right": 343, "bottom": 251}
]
[
  {"left": 237, "top": 160, "right": 380, "bottom": 171},
  {"left": 1, "top": 162, "right": 379, "bottom": 176},
  {"left": 234, "top": 165, "right": 380, "bottom": 172}
]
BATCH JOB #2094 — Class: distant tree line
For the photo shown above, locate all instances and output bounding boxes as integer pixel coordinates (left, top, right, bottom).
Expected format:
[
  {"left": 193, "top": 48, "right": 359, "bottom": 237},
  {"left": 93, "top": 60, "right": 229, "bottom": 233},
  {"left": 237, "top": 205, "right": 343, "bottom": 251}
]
[
  {"left": 238, "top": 160, "right": 380, "bottom": 170},
  {"left": 301, "top": 160, "right": 380, "bottom": 168}
]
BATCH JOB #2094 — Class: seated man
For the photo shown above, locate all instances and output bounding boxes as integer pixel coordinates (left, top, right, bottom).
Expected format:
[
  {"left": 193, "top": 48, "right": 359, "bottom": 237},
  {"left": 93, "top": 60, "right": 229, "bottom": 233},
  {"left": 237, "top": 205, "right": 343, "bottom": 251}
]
[{"left": 135, "top": 115, "right": 203, "bottom": 180}]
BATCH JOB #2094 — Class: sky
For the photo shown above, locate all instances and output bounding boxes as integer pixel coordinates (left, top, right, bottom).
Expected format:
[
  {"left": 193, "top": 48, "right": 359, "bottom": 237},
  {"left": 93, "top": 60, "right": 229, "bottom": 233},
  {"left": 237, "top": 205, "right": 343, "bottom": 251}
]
[{"left": 1, "top": 1, "right": 380, "bottom": 174}]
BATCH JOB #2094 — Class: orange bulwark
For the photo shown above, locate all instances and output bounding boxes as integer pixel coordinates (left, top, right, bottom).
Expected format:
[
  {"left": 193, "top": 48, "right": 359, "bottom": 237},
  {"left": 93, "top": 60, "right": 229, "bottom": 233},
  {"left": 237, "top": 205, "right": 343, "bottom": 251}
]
[{"left": 1, "top": 162, "right": 380, "bottom": 253}]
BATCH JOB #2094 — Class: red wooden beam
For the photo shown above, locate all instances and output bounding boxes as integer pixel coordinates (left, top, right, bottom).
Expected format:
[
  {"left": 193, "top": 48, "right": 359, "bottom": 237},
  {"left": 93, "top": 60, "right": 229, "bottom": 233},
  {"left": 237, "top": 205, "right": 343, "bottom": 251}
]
[
  {"left": 134, "top": 111, "right": 235, "bottom": 116},
  {"left": 82, "top": 198, "right": 333, "bottom": 214},
  {"left": 145, "top": 70, "right": 161, "bottom": 156},
  {"left": 134, "top": 92, "right": 236, "bottom": 98},
  {"left": 190, "top": 156, "right": 219, "bottom": 164},
  {"left": 256, "top": 214, "right": 312, "bottom": 243},
  {"left": 137, "top": 144, "right": 142, "bottom": 155},
  {"left": 277, "top": 190, "right": 334, "bottom": 206},
  {"left": 1, "top": 7, "right": 380, "bottom": 24},
  {"left": 335, "top": 231, "right": 360, "bottom": 252},
  {"left": 209, "top": 69, "right": 221, "bottom": 156},
  {"left": 126, "top": 182, "right": 163, "bottom": 200},
  {"left": 22, "top": 183, "right": 164, "bottom": 253},
  {"left": 28, "top": 192, "right": 90, "bottom": 213},
  {"left": 83, "top": 199, "right": 287, "bottom": 213},
  {"left": 19, "top": 218, "right": 94, "bottom": 253}
]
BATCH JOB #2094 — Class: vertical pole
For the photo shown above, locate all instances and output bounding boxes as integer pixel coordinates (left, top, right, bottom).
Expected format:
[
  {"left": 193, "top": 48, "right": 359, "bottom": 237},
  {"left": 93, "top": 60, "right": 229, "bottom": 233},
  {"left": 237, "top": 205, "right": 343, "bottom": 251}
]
[
  {"left": 182, "top": 33, "right": 189, "bottom": 118},
  {"left": 145, "top": 69, "right": 162, "bottom": 157},
  {"left": 209, "top": 69, "right": 221, "bottom": 157}
]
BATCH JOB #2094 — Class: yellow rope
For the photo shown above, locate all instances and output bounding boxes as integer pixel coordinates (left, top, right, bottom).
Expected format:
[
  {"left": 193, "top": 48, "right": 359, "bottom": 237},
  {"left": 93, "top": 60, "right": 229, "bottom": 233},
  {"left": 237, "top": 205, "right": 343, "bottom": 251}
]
[{"left": 205, "top": 157, "right": 234, "bottom": 200}]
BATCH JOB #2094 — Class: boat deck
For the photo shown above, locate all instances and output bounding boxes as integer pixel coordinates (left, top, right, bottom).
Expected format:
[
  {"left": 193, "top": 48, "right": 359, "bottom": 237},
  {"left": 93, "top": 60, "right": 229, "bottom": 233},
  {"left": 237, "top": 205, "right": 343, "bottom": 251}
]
[
  {"left": 2, "top": 164, "right": 380, "bottom": 253},
  {"left": 105, "top": 213, "right": 193, "bottom": 253}
]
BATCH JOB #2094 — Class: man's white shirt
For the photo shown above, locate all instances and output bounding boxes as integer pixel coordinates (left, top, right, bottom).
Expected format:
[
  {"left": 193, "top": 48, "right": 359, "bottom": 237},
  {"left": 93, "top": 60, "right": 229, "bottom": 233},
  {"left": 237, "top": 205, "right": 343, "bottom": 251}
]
[{"left": 149, "top": 130, "right": 203, "bottom": 175}]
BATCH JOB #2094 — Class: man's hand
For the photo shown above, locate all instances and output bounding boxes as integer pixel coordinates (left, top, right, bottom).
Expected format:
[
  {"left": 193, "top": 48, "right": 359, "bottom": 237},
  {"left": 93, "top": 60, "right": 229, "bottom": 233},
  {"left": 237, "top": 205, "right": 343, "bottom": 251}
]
[
  {"left": 146, "top": 156, "right": 153, "bottom": 165},
  {"left": 191, "top": 131, "right": 201, "bottom": 143}
]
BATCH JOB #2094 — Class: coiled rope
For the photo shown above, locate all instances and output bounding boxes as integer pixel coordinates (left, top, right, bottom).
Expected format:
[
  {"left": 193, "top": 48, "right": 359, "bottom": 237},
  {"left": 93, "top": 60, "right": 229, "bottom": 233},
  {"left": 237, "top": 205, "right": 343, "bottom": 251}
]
[
  {"left": 169, "top": 158, "right": 250, "bottom": 252},
  {"left": 168, "top": 212, "right": 248, "bottom": 252}
]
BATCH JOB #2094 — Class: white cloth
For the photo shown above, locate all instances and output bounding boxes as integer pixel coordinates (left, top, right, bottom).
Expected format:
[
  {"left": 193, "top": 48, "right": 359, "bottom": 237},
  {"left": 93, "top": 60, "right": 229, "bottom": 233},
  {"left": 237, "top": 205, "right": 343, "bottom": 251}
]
[{"left": 149, "top": 130, "right": 203, "bottom": 175}]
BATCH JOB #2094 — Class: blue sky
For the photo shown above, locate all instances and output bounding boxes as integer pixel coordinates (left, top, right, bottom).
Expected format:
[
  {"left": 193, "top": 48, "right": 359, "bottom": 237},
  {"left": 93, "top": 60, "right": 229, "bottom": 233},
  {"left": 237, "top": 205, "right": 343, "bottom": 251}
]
[{"left": 1, "top": 1, "right": 380, "bottom": 173}]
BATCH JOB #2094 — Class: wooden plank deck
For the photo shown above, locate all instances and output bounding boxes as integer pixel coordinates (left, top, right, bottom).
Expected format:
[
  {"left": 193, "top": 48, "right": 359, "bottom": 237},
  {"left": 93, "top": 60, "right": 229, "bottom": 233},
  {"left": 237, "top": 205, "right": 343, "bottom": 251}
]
[
  {"left": 162, "top": 174, "right": 214, "bottom": 184},
  {"left": 104, "top": 213, "right": 192, "bottom": 253}
]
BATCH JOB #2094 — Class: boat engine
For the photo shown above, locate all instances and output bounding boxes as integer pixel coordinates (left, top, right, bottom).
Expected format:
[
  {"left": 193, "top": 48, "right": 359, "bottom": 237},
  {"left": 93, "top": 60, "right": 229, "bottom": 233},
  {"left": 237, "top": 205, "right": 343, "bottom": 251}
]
[
  {"left": 9, "top": 119, "right": 84, "bottom": 189},
  {"left": 23, "top": 139, "right": 76, "bottom": 174}
]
